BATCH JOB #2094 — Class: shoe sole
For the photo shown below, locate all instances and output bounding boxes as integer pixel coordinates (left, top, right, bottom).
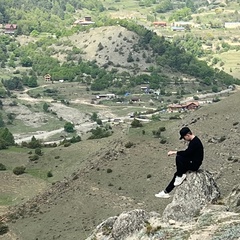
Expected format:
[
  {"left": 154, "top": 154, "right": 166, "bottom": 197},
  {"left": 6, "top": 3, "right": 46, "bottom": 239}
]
[{"left": 155, "top": 194, "right": 170, "bottom": 198}]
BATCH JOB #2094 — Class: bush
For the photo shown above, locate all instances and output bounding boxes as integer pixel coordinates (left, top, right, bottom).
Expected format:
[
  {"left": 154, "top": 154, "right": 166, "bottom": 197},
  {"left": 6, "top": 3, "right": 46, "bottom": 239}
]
[
  {"left": 159, "top": 127, "right": 166, "bottom": 132},
  {"left": 152, "top": 127, "right": 165, "bottom": 138},
  {"left": 64, "top": 122, "right": 75, "bottom": 133},
  {"left": 70, "top": 135, "right": 81, "bottom": 143},
  {"left": 88, "top": 127, "right": 112, "bottom": 139},
  {"left": 160, "top": 138, "right": 167, "bottom": 144},
  {"left": 29, "top": 154, "right": 39, "bottom": 161},
  {"left": 125, "top": 141, "right": 134, "bottom": 148},
  {"left": 47, "top": 171, "right": 53, "bottom": 177},
  {"left": 0, "top": 163, "right": 6, "bottom": 171},
  {"left": 0, "top": 222, "right": 9, "bottom": 235},
  {"left": 96, "top": 119, "right": 102, "bottom": 125},
  {"left": 35, "top": 148, "right": 42, "bottom": 156},
  {"left": 22, "top": 136, "right": 42, "bottom": 149},
  {"left": 131, "top": 119, "right": 143, "bottom": 128},
  {"left": 64, "top": 142, "right": 71, "bottom": 147},
  {"left": 13, "top": 166, "right": 26, "bottom": 175},
  {"left": 106, "top": 168, "right": 112, "bottom": 173}
]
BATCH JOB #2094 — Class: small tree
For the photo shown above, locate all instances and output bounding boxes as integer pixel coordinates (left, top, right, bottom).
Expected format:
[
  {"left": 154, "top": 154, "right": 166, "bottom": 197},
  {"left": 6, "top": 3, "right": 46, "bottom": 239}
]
[
  {"left": 27, "top": 136, "right": 42, "bottom": 149},
  {"left": 43, "top": 103, "right": 49, "bottom": 112},
  {"left": 98, "top": 42, "right": 104, "bottom": 51},
  {"left": 64, "top": 122, "right": 75, "bottom": 133},
  {"left": 131, "top": 119, "right": 143, "bottom": 128},
  {"left": 90, "top": 112, "right": 98, "bottom": 122}
]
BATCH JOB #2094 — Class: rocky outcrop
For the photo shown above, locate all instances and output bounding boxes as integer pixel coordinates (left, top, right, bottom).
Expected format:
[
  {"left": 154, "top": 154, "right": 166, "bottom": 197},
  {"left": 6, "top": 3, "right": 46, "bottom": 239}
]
[
  {"left": 86, "top": 170, "right": 224, "bottom": 240},
  {"left": 86, "top": 209, "right": 160, "bottom": 240},
  {"left": 162, "top": 169, "right": 220, "bottom": 222},
  {"left": 226, "top": 183, "right": 240, "bottom": 213},
  {"left": 86, "top": 206, "right": 240, "bottom": 240}
]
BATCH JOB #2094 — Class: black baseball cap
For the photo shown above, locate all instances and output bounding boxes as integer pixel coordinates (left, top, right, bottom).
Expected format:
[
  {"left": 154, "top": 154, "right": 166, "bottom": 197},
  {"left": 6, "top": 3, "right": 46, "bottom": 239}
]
[{"left": 179, "top": 127, "right": 191, "bottom": 140}]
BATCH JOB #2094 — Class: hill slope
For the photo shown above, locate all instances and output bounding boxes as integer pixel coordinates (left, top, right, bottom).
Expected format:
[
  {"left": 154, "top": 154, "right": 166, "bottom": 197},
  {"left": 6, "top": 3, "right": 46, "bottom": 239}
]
[{"left": 2, "top": 89, "right": 240, "bottom": 240}]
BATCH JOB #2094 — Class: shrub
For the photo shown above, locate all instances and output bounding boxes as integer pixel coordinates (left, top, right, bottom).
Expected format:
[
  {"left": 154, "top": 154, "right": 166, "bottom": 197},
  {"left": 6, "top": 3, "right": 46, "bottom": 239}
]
[
  {"left": 88, "top": 127, "right": 112, "bottom": 139},
  {"left": 125, "top": 141, "right": 134, "bottom": 148},
  {"left": 23, "top": 136, "right": 42, "bottom": 149},
  {"left": 64, "top": 142, "right": 71, "bottom": 147},
  {"left": 29, "top": 154, "right": 39, "bottom": 161},
  {"left": 13, "top": 166, "right": 26, "bottom": 175},
  {"left": 159, "top": 127, "right": 166, "bottom": 132},
  {"left": 160, "top": 138, "right": 167, "bottom": 144},
  {"left": 35, "top": 148, "right": 42, "bottom": 156},
  {"left": 131, "top": 119, "right": 143, "bottom": 128},
  {"left": 64, "top": 122, "right": 75, "bottom": 133},
  {"left": 0, "top": 163, "right": 6, "bottom": 171},
  {"left": 96, "top": 119, "right": 102, "bottom": 125},
  {"left": 69, "top": 135, "right": 81, "bottom": 143},
  {"left": 0, "top": 222, "right": 9, "bottom": 235},
  {"left": 193, "top": 95, "right": 199, "bottom": 100},
  {"left": 106, "top": 168, "right": 112, "bottom": 173},
  {"left": 153, "top": 127, "right": 165, "bottom": 138},
  {"left": 47, "top": 171, "right": 53, "bottom": 177}
]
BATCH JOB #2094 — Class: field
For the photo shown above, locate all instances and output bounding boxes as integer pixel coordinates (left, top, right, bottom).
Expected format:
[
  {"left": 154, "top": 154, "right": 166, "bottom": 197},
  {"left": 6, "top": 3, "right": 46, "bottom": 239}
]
[{"left": 214, "top": 50, "right": 240, "bottom": 79}]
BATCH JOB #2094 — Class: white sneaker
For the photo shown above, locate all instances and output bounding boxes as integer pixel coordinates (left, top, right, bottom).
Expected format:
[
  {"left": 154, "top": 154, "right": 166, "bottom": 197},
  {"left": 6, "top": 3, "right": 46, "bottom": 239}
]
[
  {"left": 155, "top": 190, "right": 171, "bottom": 198},
  {"left": 174, "top": 174, "right": 187, "bottom": 186}
]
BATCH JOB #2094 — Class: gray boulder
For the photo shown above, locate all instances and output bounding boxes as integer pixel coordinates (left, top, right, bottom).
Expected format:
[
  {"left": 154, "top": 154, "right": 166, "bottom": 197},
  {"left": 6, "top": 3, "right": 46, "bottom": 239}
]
[
  {"left": 86, "top": 209, "right": 160, "bottom": 240},
  {"left": 162, "top": 169, "right": 220, "bottom": 222}
]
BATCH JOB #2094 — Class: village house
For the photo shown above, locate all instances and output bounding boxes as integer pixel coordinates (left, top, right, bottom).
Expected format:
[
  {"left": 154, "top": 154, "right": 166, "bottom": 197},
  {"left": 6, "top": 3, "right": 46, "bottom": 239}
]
[
  {"left": 152, "top": 21, "right": 167, "bottom": 27},
  {"left": 73, "top": 16, "right": 95, "bottom": 26},
  {"left": 130, "top": 96, "right": 141, "bottom": 103},
  {"left": 173, "top": 21, "right": 194, "bottom": 28},
  {"left": 44, "top": 74, "right": 52, "bottom": 82},
  {"left": 171, "top": 26, "right": 185, "bottom": 31},
  {"left": 4, "top": 24, "right": 17, "bottom": 34},
  {"left": 96, "top": 93, "right": 116, "bottom": 100},
  {"left": 168, "top": 101, "right": 199, "bottom": 113}
]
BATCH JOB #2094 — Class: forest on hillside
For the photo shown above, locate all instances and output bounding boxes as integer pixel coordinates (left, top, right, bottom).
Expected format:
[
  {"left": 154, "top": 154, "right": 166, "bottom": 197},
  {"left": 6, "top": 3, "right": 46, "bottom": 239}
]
[
  {"left": 0, "top": 0, "right": 239, "bottom": 150},
  {"left": 0, "top": 0, "right": 239, "bottom": 95}
]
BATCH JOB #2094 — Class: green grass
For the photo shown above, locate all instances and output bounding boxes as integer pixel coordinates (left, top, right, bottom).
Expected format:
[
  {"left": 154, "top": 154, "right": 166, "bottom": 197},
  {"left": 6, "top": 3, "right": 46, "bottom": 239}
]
[
  {"left": 26, "top": 169, "right": 50, "bottom": 180},
  {"left": 2, "top": 146, "right": 29, "bottom": 153},
  {"left": 214, "top": 50, "right": 240, "bottom": 79},
  {"left": 0, "top": 195, "right": 13, "bottom": 205}
]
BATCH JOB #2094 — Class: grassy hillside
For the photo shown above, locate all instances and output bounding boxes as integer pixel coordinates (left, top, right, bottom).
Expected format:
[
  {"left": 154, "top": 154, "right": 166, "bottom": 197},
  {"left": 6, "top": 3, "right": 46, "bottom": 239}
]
[{"left": 0, "top": 89, "right": 239, "bottom": 239}]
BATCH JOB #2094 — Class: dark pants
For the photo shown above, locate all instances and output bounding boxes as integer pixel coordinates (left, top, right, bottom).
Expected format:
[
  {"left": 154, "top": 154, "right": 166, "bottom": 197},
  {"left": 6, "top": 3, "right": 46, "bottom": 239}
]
[{"left": 165, "top": 155, "right": 201, "bottom": 193}]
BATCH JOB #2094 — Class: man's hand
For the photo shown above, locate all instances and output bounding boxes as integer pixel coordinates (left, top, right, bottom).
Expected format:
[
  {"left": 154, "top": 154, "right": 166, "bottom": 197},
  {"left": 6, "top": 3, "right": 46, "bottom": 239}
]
[{"left": 168, "top": 150, "right": 177, "bottom": 156}]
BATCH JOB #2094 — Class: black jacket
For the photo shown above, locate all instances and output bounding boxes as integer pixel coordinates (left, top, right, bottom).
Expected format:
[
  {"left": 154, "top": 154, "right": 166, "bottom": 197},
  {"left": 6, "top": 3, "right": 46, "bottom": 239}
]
[{"left": 177, "top": 136, "right": 204, "bottom": 164}]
